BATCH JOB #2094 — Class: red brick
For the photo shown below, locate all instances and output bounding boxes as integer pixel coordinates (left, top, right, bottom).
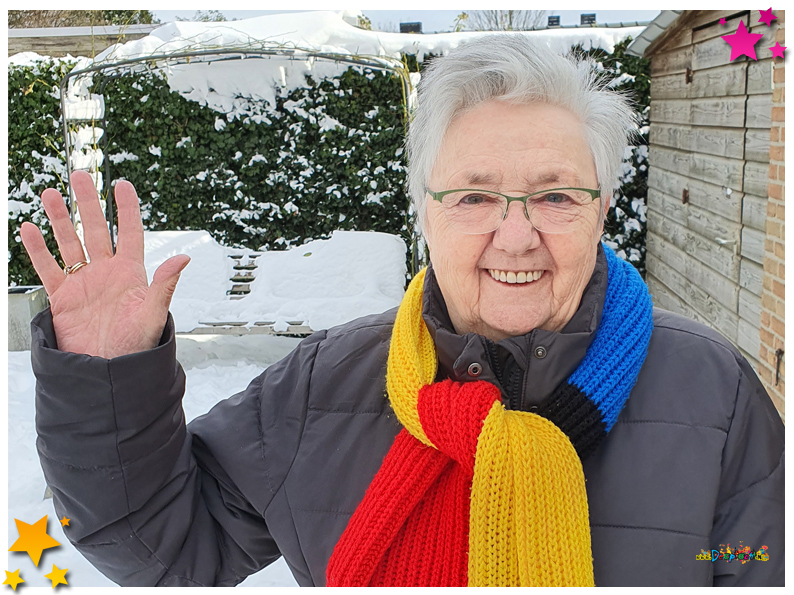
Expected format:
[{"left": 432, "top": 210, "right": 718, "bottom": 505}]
[
  {"left": 777, "top": 203, "right": 785, "bottom": 219},
  {"left": 779, "top": 165, "right": 785, "bottom": 181},
  {"left": 768, "top": 182, "right": 784, "bottom": 200},
  {"left": 778, "top": 262, "right": 785, "bottom": 280},
  {"left": 761, "top": 311, "right": 771, "bottom": 327},
  {"left": 774, "top": 241, "right": 785, "bottom": 259},
  {"left": 771, "top": 316, "right": 785, "bottom": 337},
  {"left": 770, "top": 127, "right": 779, "bottom": 144},
  {"left": 773, "top": 66, "right": 785, "bottom": 83},
  {"left": 767, "top": 220, "right": 781, "bottom": 239},
  {"left": 773, "top": 280, "right": 785, "bottom": 299},
  {"left": 758, "top": 360, "right": 773, "bottom": 383},
  {"left": 772, "top": 106, "right": 785, "bottom": 122},
  {"left": 770, "top": 145, "right": 785, "bottom": 162},
  {"left": 781, "top": 127, "right": 785, "bottom": 143}
]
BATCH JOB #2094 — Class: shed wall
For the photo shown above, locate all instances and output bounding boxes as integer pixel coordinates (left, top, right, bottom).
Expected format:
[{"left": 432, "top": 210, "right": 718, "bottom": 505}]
[{"left": 645, "top": 10, "right": 778, "bottom": 395}]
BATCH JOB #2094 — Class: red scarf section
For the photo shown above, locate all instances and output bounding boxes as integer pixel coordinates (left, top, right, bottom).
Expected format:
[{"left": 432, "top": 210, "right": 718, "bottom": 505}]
[{"left": 326, "top": 379, "right": 501, "bottom": 587}]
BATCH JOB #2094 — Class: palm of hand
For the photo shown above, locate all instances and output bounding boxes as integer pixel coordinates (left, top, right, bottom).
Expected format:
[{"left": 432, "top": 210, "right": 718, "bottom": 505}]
[{"left": 20, "top": 172, "right": 190, "bottom": 358}]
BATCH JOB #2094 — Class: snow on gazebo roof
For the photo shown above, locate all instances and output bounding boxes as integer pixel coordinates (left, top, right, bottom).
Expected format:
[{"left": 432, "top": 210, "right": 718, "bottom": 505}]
[{"left": 58, "top": 10, "right": 644, "bottom": 115}]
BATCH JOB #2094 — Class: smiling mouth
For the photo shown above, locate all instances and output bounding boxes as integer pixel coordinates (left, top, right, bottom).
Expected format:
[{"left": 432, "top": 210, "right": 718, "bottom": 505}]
[{"left": 487, "top": 269, "right": 544, "bottom": 284}]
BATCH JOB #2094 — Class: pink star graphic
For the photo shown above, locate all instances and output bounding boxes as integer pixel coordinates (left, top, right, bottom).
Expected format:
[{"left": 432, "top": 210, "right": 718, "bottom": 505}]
[
  {"left": 719, "top": 18, "right": 727, "bottom": 25},
  {"left": 722, "top": 20, "right": 765, "bottom": 61},
  {"left": 770, "top": 42, "right": 786, "bottom": 58},
  {"left": 759, "top": 8, "right": 777, "bottom": 27}
]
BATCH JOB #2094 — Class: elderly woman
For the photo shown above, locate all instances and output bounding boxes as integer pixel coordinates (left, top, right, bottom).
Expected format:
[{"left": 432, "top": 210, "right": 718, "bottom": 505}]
[{"left": 23, "top": 36, "right": 782, "bottom": 587}]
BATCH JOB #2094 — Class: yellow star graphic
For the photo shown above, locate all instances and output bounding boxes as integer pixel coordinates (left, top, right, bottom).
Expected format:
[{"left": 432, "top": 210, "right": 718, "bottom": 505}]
[
  {"left": 8, "top": 516, "right": 61, "bottom": 566},
  {"left": 44, "top": 565, "right": 68, "bottom": 589},
  {"left": 2, "top": 569, "right": 24, "bottom": 591},
  {"left": 60, "top": 517, "right": 70, "bottom": 527}
]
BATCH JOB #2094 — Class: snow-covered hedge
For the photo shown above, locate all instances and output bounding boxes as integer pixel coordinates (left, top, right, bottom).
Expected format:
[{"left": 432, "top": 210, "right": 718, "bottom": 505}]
[{"left": 8, "top": 38, "right": 648, "bottom": 287}]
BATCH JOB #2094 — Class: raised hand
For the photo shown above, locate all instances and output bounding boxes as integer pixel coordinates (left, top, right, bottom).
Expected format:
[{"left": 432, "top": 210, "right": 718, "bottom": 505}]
[{"left": 20, "top": 170, "right": 190, "bottom": 358}]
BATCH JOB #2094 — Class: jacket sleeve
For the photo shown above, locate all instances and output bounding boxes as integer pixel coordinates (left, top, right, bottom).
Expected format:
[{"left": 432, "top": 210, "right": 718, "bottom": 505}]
[
  {"left": 709, "top": 357, "right": 784, "bottom": 587},
  {"left": 31, "top": 308, "right": 317, "bottom": 586}
]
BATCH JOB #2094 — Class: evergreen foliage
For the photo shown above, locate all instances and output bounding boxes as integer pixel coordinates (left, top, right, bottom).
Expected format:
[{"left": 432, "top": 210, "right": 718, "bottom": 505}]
[{"left": 8, "top": 39, "right": 649, "bottom": 287}]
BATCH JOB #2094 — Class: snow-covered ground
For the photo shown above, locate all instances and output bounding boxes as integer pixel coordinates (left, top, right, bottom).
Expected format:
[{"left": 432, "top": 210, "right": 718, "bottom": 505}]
[
  {"left": 7, "top": 229, "right": 408, "bottom": 586},
  {"left": 8, "top": 344, "right": 300, "bottom": 587},
  {"left": 144, "top": 228, "right": 406, "bottom": 333}
]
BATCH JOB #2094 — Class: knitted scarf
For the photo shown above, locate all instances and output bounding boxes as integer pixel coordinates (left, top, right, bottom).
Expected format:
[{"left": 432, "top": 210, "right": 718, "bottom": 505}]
[{"left": 326, "top": 244, "right": 653, "bottom": 587}]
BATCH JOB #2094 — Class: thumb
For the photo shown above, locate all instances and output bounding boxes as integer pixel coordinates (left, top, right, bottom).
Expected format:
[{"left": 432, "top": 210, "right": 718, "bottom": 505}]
[{"left": 145, "top": 254, "right": 191, "bottom": 315}]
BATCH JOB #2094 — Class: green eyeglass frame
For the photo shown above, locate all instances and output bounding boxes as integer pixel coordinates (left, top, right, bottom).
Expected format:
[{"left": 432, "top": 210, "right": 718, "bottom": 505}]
[{"left": 427, "top": 187, "right": 601, "bottom": 206}]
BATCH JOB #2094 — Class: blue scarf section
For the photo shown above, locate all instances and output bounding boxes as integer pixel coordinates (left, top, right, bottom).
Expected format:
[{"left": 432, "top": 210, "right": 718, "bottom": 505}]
[{"left": 537, "top": 242, "right": 654, "bottom": 458}]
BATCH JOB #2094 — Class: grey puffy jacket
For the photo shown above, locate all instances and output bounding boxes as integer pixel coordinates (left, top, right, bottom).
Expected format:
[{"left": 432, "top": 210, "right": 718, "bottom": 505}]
[{"left": 32, "top": 246, "right": 784, "bottom": 586}]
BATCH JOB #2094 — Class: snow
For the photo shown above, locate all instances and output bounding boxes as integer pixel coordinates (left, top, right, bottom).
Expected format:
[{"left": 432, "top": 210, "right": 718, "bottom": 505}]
[
  {"left": 7, "top": 348, "right": 299, "bottom": 587},
  {"left": 143, "top": 229, "right": 406, "bottom": 333},
  {"left": 52, "top": 11, "right": 642, "bottom": 117},
  {"left": 7, "top": 227, "right": 406, "bottom": 586}
]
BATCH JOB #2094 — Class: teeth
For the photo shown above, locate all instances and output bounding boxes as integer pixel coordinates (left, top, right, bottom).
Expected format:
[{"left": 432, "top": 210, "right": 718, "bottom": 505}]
[{"left": 488, "top": 269, "right": 544, "bottom": 284}]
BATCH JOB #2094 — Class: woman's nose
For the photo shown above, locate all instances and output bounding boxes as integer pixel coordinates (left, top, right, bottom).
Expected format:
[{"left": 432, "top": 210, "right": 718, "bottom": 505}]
[{"left": 491, "top": 200, "right": 542, "bottom": 254}]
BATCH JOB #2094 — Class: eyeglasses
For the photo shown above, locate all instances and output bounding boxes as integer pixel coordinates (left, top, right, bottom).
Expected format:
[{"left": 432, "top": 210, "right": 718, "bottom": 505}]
[{"left": 427, "top": 187, "right": 601, "bottom": 235}]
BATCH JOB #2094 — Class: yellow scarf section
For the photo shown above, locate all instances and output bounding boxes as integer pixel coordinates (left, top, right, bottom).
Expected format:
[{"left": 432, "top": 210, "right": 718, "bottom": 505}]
[{"left": 387, "top": 268, "right": 595, "bottom": 586}]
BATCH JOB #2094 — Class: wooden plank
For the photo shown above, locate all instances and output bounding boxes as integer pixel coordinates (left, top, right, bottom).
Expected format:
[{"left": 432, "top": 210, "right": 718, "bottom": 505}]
[
  {"left": 745, "top": 94, "right": 772, "bottom": 129},
  {"left": 650, "top": 99, "right": 692, "bottom": 125},
  {"left": 690, "top": 153, "right": 744, "bottom": 189},
  {"left": 647, "top": 166, "right": 743, "bottom": 221},
  {"left": 647, "top": 231, "right": 739, "bottom": 311},
  {"left": 690, "top": 62, "right": 747, "bottom": 97},
  {"left": 747, "top": 60, "right": 773, "bottom": 94},
  {"left": 751, "top": 19, "right": 781, "bottom": 55},
  {"left": 687, "top": 10, "right": 747, "bottom": 31},
  {"left": 692, "top": 14, "right": 742, "bottom": 44},
  {"left": 739, "top": 258, "right": 764, "bottom": 296},
  {"left": 647, "top": 205, "right": 741, "bottom": 280},
  {"left": 647, "top": 186, "right": 742, "bottom": 244},
  {"left": 692, "top": 97, "right": 746, "bottom": 127},
  {"left": 646, "top": 253, "right": 739, "bottom": 341},
  {"left": 740, "top": 227, "right": 766, "bottom": 265},
  {"left": 745, "top": 128, "right": 770, "bottom": 163},
  {"left": 651, "top": 46, "right": 693, "bottom": 77},
  {"left": 649, "top": 145, "right": 690, "bottom": 177},
  {"left": 651, "top": 22, "right": 694, "bottom": 54},
  {"left": 739, "top": 287, "right": 762, "bottom": 327},
  {"left": 693, "top": 35, "right": 736, "bottom": 71},
  {"left": 743, "top": 161, "right": 770, "bottom": 196},
  {"left": 650, "top": 123, "right": 694, "bottom": 151},
  {"left": 650, "top": 73, "right": 688, "bottom": 100},
  {"left": 741, "top": 193, "right": 768, "bottom": 232},
  {"left": 691, "top": 126, "right": 745, "bottom": 159},
  {"left": 737, "top": 318, "right": 761, "bottom": 361}
]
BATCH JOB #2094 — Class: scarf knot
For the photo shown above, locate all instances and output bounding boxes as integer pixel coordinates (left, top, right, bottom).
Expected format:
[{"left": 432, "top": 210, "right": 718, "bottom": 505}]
[{"left": 417, "top": 379, "right": 501, "bottom": 476}]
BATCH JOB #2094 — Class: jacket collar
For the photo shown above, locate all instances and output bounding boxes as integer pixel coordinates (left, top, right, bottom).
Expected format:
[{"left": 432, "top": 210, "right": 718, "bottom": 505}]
[{"left": 421, "top": 243, "right": 608, "bottom": 409}]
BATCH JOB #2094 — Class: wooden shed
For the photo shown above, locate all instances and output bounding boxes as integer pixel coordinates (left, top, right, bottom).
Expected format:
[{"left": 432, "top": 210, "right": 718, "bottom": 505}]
[{"left": 628, "top": 10, "right": 785, "bottom": 418}]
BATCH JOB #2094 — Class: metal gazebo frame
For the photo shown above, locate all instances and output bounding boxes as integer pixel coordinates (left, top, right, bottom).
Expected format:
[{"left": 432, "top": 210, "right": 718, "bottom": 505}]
[{"left": 58, "top": 46, "right": 414, "bottom": 252}]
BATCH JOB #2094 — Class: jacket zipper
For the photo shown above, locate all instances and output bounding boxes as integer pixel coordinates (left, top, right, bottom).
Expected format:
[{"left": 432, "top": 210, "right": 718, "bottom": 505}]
[{"left": 483, "top": 339, "right": 523, "bottom": 411}]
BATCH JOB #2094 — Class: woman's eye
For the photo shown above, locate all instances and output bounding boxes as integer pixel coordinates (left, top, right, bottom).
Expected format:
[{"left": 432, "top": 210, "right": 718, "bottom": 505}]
[
  {"left": 542, "top": 193, "right": 569, "bottom": 204},
  {"left": 460, "top": 193, "right": 488, "bottom": 205}
]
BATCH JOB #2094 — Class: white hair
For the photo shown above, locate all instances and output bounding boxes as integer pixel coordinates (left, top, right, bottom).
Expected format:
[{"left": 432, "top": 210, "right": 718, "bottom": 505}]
[{"left": 406, "top": 34, "right": 639, "bottom": 232}]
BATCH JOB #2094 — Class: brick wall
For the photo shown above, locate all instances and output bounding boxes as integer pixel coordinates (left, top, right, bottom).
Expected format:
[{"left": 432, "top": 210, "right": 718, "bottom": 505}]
[{"left": 759, "top": 11, "right": 785, "bottom": 420}]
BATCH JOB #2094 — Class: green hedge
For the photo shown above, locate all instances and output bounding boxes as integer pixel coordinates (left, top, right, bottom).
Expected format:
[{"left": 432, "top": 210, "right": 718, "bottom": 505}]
[{"left": 8, "top": 39, "right": 649, "bottom": 287}]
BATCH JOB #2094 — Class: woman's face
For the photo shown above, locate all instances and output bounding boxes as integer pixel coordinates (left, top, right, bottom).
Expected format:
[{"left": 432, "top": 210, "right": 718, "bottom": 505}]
[{"left": 424, "top": 100, "right": 607, "bottom": 342}]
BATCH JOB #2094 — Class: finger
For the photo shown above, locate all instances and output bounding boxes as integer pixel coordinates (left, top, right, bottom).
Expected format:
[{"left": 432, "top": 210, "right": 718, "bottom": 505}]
[
  {"left": 113, "top": 180, "right": 144, "bottom": 262},
  {"left": 144, "top": 255, "right": 191, "bottom": 316},
  {"left": 40, "top": 187, "right": 88, "bottom": 267},
  {"left": 19, "top": 222, "right": 65, "bottom": 296},
  {"left": 71, "top": 170, "right": 114, "bottom": 261}
]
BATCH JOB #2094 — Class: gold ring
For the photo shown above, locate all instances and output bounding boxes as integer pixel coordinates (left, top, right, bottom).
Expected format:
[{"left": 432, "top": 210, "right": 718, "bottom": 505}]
[{"left": 64, "top": 261, "right": 89, "bottom": 276}]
